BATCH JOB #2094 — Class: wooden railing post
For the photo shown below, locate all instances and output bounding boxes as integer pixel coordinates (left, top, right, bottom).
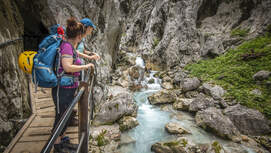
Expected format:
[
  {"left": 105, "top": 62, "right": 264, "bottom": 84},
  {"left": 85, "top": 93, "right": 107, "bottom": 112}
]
[{"left": 78, "top": 82, "right": 89, "bottom": 153}]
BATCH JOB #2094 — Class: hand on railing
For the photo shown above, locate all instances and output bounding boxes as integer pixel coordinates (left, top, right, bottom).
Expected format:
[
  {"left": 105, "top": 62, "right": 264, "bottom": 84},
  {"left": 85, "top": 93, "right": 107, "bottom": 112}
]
[{"left": 84, "top": 63, "right": 94, "bottom": 70}]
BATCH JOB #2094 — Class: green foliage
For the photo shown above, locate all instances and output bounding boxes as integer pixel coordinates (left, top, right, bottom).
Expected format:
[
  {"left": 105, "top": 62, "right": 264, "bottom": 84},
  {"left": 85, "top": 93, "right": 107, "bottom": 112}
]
[
  {"left": 181, "top": 139, "right": 188, "bottom": 147},
  {"left": 153, "top": 37, "right": 160, "bottom": 48},
  {"left": 267, "top": 25, "right": 271, "bottom": 33},
  {"left": 121, "top": 33, "right": 127, "bottom": 37},
  {"left": 231, "top": 28, "right": 250, "bottom": 37},
  {"left": 212, "top": 141, "right": 222, "bottom": 153},
  {"left": 96, "top": 130, "right": 107, "bottom": 146},
  {"left": 185, "top": 35, "right": 271, "bottom": 119},
  {"left": 164, "top": 141, "right": 179, "bottom": 147},
  {"left": 114, "top": 103, "right": 119, "bottom": 111}
]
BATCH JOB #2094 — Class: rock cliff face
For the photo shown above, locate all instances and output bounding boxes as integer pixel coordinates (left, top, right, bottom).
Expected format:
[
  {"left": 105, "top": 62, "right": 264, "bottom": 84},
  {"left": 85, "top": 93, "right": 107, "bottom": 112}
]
[
  {"left": 0, "top": 0, "right": 31, "bottom": 151},
  {"left": 120, "top": 0, "right": 271, "bottom": 69}
]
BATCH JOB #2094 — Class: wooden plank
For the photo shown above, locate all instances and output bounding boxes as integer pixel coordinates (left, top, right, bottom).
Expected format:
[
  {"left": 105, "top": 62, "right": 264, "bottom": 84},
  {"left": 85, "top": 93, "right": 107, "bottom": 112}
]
[
  {"left": 37, "top": 107, "right": 55, "bottom": 114},
  {"left": 11, "top": 141, "right": 47, "bottom": 153},
  {"left": 35, "top": 97, "right": 52, "bottom": 103},
  {"left": 22, "top": 127, "right": 78, "bottom": 137},
  {"left": 20, "top": 135, "right": 50, "bottom": 142},
  {"left": 29, "top": 83, "right": 37, "bottom": 114},
  {"left": 30, "top": 116, "right": 79, "bottom": 128},
  {"left": 38, "top": 113, "right": 55, "bottom": 118},
  {"left": 20, "top": 133, "right": 78, "bottom": 142},
  {"left": 4, "top": 114, "right": 36, "bottom": 153},
  {"left": 31, "top": 117, "right": 54, "bottom": 127},
  {"left": 70, "top": 138, "right": 79, "bottom": 144},
  {"left": 36, "top": 102, "right": 55, "bottom": 110}
]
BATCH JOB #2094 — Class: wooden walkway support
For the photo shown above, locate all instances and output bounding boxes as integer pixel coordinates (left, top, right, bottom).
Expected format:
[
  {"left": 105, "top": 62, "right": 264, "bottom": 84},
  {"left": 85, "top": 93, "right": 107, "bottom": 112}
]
[{"left": 4, "top": 83, "right": 79, "bottom": 153}]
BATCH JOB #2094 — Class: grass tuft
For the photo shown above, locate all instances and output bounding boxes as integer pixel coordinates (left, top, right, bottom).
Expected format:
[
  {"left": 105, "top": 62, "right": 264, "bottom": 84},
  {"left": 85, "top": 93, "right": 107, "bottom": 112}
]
[
  {"left": 231, "top": 28, "right": 250, "bottom": 37},
  {"left": 185, "top": 35, "right": 271, "bottom": 119}
]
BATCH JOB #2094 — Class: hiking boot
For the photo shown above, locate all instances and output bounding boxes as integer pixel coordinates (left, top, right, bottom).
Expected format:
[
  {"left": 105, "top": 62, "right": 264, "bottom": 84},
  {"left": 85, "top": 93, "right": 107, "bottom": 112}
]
[
  {"left": 61, "top": 136, "right": 78, "bottom": 150},
  {"left": 54, "top": 144, "right": 70, "bottom": 153},
  {"left": 54, "top": 142, "right": 78, "bottom": 153},
  {"left": 62, "top": 142, "right": 79, "bottom": 150}
]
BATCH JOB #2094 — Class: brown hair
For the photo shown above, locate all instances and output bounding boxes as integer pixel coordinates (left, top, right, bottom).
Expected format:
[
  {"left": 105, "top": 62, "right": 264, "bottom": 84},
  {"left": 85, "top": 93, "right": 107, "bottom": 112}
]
[{"left": 66, "top": 17, "right": 84, "bottom": 39}]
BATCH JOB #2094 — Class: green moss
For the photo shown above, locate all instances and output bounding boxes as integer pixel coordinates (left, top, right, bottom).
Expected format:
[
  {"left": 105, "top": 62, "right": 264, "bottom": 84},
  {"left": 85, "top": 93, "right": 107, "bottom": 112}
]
[
  {"left": 96, "top": 130, "right": 107, "bottom": 146},
  {"left": 119, "top": 125, "right": 126, "bottom": 132},
  {"left": 267, "top": 25, "right": 271, "bottom": 33},
  {"left": 185, "top": 35, "right": 271, "bottom": 119},
  {"left": 114, "top": 103, "right": 119, "bottom": 111},
  {"left": 181, "top": 139, "right": 188, "bottom": 147},
  {"left": 153, "top": 37, "right": 160, "bottom": 48},
  {"left": 122, "top": 33, "right": 127, "bottom": 37},
  {"left": 212, "top": 141, "right": 222, "bottom": 153},
  {"left": 164, "top": 141, "right": 179, "bottom": 147},
  {"left": 231, "top": 28, "right": 250, "bottom": 37}
]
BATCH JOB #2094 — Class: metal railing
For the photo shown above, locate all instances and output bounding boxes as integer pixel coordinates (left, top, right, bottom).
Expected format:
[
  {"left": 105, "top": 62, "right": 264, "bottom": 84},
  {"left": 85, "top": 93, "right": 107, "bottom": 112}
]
[{"left": 41, "top": 66, "right": 95, "bottom": 153}]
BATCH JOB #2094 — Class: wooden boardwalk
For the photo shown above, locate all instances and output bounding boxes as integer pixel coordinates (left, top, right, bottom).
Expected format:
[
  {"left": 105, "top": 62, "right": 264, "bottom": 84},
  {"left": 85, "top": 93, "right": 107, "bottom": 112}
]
[{"left": 4, "top": 84, "right": 79, "bottom": 153}]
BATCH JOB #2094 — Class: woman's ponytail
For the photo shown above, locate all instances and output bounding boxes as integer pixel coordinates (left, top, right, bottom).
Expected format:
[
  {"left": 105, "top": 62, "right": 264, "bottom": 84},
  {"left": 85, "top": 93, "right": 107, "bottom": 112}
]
[{"left": 66, "top": 17, "right": 84, "bottom": 39}]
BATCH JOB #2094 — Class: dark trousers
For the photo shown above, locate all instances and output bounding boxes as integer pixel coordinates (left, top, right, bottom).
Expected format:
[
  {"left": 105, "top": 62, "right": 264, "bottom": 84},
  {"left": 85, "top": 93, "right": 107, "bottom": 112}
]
[{"left": 51, "top": 87, "right": 77, "bottom": 136}]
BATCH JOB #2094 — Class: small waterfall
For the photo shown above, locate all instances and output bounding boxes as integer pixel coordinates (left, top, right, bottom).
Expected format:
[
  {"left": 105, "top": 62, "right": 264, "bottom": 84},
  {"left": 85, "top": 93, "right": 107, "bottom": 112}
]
[
  {"left": 135, "top": 56, "right": 145, "bottom": 68},
  {"left": 135, "top": 56, "right": 145, "bottom": 84}
]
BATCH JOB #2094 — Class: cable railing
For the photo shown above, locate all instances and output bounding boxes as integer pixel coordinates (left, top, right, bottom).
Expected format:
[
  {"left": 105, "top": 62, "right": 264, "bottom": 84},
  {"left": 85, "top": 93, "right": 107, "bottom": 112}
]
[
  {"left": 0, "top": 37, "right": 23, "bottom": 48},
  {"left": 41, "top": 66, "right": 96, "bottom": 153}
]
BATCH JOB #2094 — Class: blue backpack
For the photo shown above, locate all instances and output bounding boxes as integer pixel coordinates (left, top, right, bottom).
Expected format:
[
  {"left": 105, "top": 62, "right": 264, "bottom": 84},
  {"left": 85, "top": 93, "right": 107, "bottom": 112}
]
[{"left": 32, "top": 24, "right": 77, "bottom": 89}]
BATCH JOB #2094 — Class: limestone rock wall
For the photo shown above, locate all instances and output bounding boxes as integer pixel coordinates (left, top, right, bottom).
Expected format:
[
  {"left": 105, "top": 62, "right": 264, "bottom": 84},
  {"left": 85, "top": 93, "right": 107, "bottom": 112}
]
[{"left": 0, "top": 0, "right": 31, "bottom": 151}]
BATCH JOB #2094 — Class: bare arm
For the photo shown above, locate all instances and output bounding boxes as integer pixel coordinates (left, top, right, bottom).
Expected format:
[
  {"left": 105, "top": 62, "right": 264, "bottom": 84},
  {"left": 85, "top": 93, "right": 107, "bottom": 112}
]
[
  {"left": 77, "top": 51, "right": 100, "bottom": 60},
  {"left": 61, "top": 54, "right": 93, "bottom": 73},
  {"left": 77, "top": 51, "right": 92, "bottom": 59},
  {"left": 84, "top": 50, "right": 91, "bottom": 55}
]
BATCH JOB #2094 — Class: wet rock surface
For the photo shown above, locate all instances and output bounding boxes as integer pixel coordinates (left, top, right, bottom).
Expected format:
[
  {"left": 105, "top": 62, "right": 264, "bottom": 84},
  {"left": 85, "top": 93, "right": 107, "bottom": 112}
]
[
  {"left": 118, "top": 116, "right": 139, "bottom": 132},
  {"left": 181, "top": 77, "right": 201, "bottom": 92},
  {"left": 189, "top": 97, "right": 215, "bottom": 113},
  {"left": 253, "top": 70, "right": 271, "bottom": 81},
  {"left": 224, "top": 104, "right": 271, "bottom": 136},
  {"left": 202, "top": 83, "right": 225, "bottom": 100},
  {"left": 195, "top": 107, "right": 241, "bottom": 141},
  {"left": 165, "top": 122, "right": 190, "bottom": 135},
  {"left": 148, "top": 89, "right": 176, "bottom": 105},
  {"left": 173, "top": 98, "right": 194, "bottom": 111},
  {"left": 93, "top": 92, "right": 138, "bottom": 126}
]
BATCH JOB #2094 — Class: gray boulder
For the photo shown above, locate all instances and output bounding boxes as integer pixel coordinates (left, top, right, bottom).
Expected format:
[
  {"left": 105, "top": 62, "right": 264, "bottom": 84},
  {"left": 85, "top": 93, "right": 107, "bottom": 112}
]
[
  {"left": 254, "top": 136, "right": 271, "bottom": 152},
  {"left": 151, "top": 138, "right": 190, "bottom": 153},
  {"left": 173, "top": 98, "right": 194, "bottom": 111},
  {"left": 250, "top": 89, "right": 262, "bottom": 96},
  {"left": 181, "top": 77, "right": 201, "bottom": 92},
  {"left": 165, "top": 122, "right": 190, "bottom": 135},
  {"left": 93, "top": 93, "right": 138, "bottom": 125},
  {"left": 253, "top": 70, "right": 271, "bottom": 81},
  {"left": 195, "top": 107, "right": 241, "bottom": 141},
  {"left": 202, "top": 83, "right": 225, "bottom": 100},
  {"left": 173, "top": 71, "right": 188, "bottom": 86},
  {"left": 162, "top": 82, "right": 174, "bottom": 90},
  {"left": 189, "top": 98, "right": 215, "bottom": 113},
  {"left": 184, "top": 91, "right": 199, "bottom": 98},
  {"left": 118, "top": 116, "right": 139, "bottom": 132},
  {"left": 90, "top": 124, "right": 121, "bottom": 142},
  {"left": 224, "top": 104, "right": 271, "bottom": 135},
  {"left": 151, "top": 138, "right": 228, "bottom": 153},
  {"left": 148, "top": 89, "right": 176, "bottom": 105}
]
